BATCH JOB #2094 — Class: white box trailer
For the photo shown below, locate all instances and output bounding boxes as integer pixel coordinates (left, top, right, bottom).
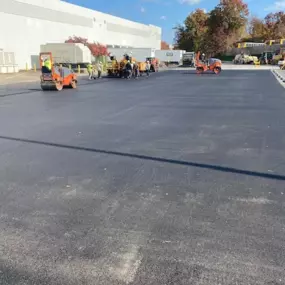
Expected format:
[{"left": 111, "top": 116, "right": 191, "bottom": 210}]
[
  {"left": 40, "top": 43, "right": 92, "bottom": 65},
  {"left": 108, "top": 48, "right": 155, "bottom": 62},
  {"left": 155, "top": 50, "right": 186, "bottom": 64}
]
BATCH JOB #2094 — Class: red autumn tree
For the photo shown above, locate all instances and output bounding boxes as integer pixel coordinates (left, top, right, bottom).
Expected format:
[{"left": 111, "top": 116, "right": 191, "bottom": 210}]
[
  {"left": 65, "top": 36, "right": 109, "bottom": 56},
  {"left": 65, "top": 36, "right": 88, "bottom": 45},
  {"left": 161, "top": 41, "right": 170, "bottom": 50},
  {"left": 264, "top": 12, "right": 285, "bottom": 40}
]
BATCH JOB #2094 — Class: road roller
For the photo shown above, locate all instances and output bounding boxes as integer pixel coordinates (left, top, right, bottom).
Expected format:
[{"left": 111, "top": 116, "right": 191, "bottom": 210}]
[
  {"left": 40, "top": 52, "right": 77, "bottom": 91},
  {"left": 195, "top": 52, "right": 222, "bottom": 75}
]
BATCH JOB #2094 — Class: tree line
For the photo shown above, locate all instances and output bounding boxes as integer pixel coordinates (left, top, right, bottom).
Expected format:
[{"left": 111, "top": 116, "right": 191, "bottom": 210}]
[{"left": 174, "top": 0, "right": 285, "bottom": 56}]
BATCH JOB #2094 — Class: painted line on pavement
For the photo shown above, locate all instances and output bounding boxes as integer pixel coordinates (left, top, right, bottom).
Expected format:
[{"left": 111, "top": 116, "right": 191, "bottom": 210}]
[{"left": 271, "top": 70, "right": 285, "bottom": 89}]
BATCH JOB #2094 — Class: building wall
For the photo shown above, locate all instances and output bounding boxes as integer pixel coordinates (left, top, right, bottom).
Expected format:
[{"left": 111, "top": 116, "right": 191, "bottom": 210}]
[{"left": 0, "top": 0, "right": 161, "bottom": 69}]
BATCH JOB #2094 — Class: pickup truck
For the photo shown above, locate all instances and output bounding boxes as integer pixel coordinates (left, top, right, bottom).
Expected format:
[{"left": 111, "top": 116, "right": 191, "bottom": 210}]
[
  {"left": 233, "top": 54, "right": 258, "bottom": 64},
  {"left": 278, "top": 59, "right": 285, "bottom": 69}
]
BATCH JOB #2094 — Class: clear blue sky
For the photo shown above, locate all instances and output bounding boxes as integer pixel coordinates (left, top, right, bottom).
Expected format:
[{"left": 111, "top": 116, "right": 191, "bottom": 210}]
[{"left": 64, "top": 0, "right": 284, "bottom": 43}]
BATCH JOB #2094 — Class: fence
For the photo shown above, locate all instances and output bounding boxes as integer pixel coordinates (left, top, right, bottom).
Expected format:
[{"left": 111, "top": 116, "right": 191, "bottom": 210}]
[{"left": 227, "top": 44, "right": 283, "bottom": 56}]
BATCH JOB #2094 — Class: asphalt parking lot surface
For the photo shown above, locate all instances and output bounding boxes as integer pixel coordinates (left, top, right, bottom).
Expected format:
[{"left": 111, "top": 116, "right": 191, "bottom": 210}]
[{"left": 0, "top": 70, "right": 285, "bottom": 285}]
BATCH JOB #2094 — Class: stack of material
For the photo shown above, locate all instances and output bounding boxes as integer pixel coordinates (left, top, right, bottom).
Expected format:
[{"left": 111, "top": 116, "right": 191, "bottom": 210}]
[{"left": 0, "top": 50, "right": 19, "bottom": 73}]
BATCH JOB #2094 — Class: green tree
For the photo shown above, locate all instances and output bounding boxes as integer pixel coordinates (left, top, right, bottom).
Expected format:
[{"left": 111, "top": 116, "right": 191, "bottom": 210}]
[
  {"left": 174, "top": 9, "right": 208, "bottom": 52},
  {"left": 174, "top": 24, "right": 194, "bottom": 51},
  {"left": 174, "top": 0, "right": 250, "bottom": 56},
  {"left": 206, "top": 0, "right": 249, "bottom": 55},
  {"left": 184, "top": 9, "right": 209, "bottom": 51}
]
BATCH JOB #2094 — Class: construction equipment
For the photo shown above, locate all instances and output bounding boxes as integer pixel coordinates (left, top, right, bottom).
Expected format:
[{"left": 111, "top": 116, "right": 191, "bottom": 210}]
[
  {"left": 40, "top": 52, "right": 77, "bottom": 91},
  {"left": 107, "top": 54, "right": 148, "bottom": 78},
  {"left": 195, "top": 52, "right": 222, "bottom": 74},
  {"left": 138, "top": 61, "right": 147, "bottom": 74},
  {"left": 106, "top": 55, "right": 129, "bottom": 77},
  {"left": 259, "top": 52, "right": 273, "bottom": 65},
  {"left": 106, "top": 56, "right": 121, "bottom": 77},
  {"left": 233, "top": 53, "right": 258, "bottom": 64},
  {"left": 272, "top": 48, "right": 285, "bottom": 65},
  {"left": 279, "top": 60, "right": 285, "bottom": 70},
  {"left": 108, "top": 48, "right": 155, "bottom": 62}
]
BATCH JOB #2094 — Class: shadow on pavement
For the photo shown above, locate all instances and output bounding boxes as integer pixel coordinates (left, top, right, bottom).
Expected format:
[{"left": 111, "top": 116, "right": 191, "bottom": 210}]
[
  {"left": 0, "top": 90, "right": 40, "bottom": 97},
  {"left": 0, "top": 135, "right": 284, "bottom": 181},
  {"left": 180, "top": 71, "right": 220, "bottom": 76}
]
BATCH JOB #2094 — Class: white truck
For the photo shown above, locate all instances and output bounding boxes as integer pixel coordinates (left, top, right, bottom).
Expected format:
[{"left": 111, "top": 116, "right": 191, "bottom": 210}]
[
  {"left": 108, "top": 48, "right": 155, "bottom": 62},
  {"left": 155, "top": 50, "right": 185, "bottom": 65},
  {"left": 182, "top": 52, "right": 195, "bottom": 66},
  {"left": 233, "top": 54, "right": 258, "bottom": 64},
  {"left": 40, "top": 43, "right": 92, "bottom": 66}
]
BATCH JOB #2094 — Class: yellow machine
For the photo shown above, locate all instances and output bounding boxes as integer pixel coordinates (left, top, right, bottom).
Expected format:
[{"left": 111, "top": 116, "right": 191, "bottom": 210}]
[
  {"left": 272, "top": 48, "right": 285, "bottom": 65},
  {"left": 265, "top": 40, "right": 276, "bottom": 46},
  {"left": 265, "top": 39, "right": 285, "bottom": 46},
  {"left": 107, "top": 55, "right": 147, "bottom": 77},
  {"left": 137, "top": 61, "right": 146, "bottom": 72},
  {"left": 106, "top": 56, "right": 120, "bottom": 77}
]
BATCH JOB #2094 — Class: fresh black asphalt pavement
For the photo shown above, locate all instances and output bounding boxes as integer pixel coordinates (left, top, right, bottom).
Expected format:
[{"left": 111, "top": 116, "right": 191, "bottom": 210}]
[{"left": 0, "top": 70, "right": 285, "bottom": 285}]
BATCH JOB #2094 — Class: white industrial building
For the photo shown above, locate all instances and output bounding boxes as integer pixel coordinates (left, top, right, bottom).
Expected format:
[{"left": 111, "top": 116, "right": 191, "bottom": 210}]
[{"left": 0, "top": 0, "right": 162, "bottom": 70}]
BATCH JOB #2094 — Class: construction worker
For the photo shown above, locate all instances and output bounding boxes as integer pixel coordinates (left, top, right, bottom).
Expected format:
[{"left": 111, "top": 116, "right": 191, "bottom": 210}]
[
  {"left": 130, "top": 57, "right": 134, "bottom": 70},
  {"left": 87, "top": 62, "right": 93, "bottom": 80},
  {"left": 91, "top": 63, "right": 96, "bottom": 79},
  {"left": 42, "top": 58, "right": 52, "bottom": 73},
  {"left": 133, "top": 62, "right": 139, "bottom": 79},
  {"left": 145, "top": 60, "right": 151, "bottom": 77},
  {"left": 111, "top": 56, "right": 117, "bottom": 66},
  {"left": 96, "top": 61, "right": 103, "bottom": 79},
  {"left": 125, "top": 60, "right": 132, "bottom": 79}
]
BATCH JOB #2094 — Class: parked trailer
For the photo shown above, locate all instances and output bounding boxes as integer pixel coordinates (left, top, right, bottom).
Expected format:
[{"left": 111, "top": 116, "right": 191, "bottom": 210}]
[
  {"left": 40, "top": 43, "right": 92, "bottom": 67},
  {"left": 108, "top": 48, "right": 155, "bottom": 62},
  {"left": 155, "top": 50, "right": 185, "bottom": 64}
]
